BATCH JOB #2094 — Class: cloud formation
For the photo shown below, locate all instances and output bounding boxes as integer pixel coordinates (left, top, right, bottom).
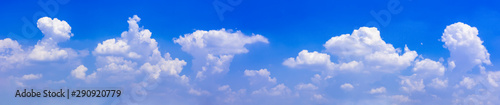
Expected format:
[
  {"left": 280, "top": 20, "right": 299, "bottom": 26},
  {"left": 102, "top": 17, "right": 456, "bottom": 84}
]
[
  {"left": 29, "top": 17, "right": 76, "bottom": 61},
  {"left": 441, "top": 22, "right": 491, "bottom": 72},
  {"left": 70, "top": 65, "right": 96, "bottom": 81},
  {"left": 340, "top": 83, "right": 354, "bottom": 91},
  {"left": 1, "top": 14, "right": 498, "bottom": 105},
  {"left": 323, "top": 27, "right": 418, "bottom": 73},
  {"left": 0, "top": 38, "right": 25, "bottom": 71},
  {"left": 174, "top": 28, "right": 268, "bottom": 80},
  {"left": 283, "top": 50, "right": 335, "bottom": 70},
  {"left": 244, "top": 69, "right": 277, "bottom": 85},
  {"left": 90, "top": 15, "right": 187, "bottom": 84},
  {"left": 280, "top": 22, "right": 496, "bottom": 104}
]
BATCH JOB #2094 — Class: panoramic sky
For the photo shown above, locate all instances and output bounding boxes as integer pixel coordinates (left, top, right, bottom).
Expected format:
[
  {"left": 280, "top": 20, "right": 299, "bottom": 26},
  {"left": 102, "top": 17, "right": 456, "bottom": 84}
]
[{"left": 1, "top": 0, "right": 500, "bottom": 104}]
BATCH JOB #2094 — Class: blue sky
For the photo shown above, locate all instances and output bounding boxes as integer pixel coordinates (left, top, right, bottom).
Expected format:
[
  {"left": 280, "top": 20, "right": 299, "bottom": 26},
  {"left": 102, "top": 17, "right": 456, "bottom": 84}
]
[{"left": 1, "top": 0, "right": 500, "bottom": 104}]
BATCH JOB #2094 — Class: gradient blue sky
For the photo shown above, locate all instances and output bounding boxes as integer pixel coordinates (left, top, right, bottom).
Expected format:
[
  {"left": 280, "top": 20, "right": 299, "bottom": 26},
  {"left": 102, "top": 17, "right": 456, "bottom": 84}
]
[{"left": 1, "top": 0, "right": 500, "bottom": 104}]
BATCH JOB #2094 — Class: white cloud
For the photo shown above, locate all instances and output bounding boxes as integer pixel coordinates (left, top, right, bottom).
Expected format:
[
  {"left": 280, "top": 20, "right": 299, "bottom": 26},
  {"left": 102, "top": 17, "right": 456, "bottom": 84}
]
[
  {"left": 2, "top": 14, "right": 498, "bottom": 105},
  {"left": 252, "top": 84, "right": 292, "bottom": 96},
  {"left": 71, "top": 65, "right": 96, "bottom": 81},
  {"left": 29, "top": 17, "right": 76, "bottom": 61},
  {"left": 29, "top": 45, "right": 69, "bottom": 61},
  {"left": 295, "top": 83, "right": 318, "bottom": 90},
  {"left": 460, "top": 77, "right": 476, "bottom": 89},
  {"left": 487, "top": 71, "right": 500, "bottom": 87},
  {"left": 36, "top": 17, "right": 72, "bottom": 42},
  {"left": 391, "top": 95, "right": 411, "bottom": 103},
  {"left": 0, "top": 38, "right": 22, "bottom": 51},
  {"left": 285, "top": 27, "right": 417, "bottom": 76},
  {"left": 12, "top": 74, "right": 44, "bottom": 87},
  {"left": 216, "top": 85, "right": 247, "bottom": 104},
  {"left": 218, "top": 85, "right": 231, "bottom": 91},
  {"left": 195, "top": 54, "right": 234, "bottom": 79},
  {"left": 400, "top": 77, "right": 425, "bottom": 92},
  {"left": 441, "top": 22, "right": 491, "bottom": 71},
  {"left": 48, "top": 80, "right": 66, "bottom": 84},
  {"left": 140, "top": 53, "right": 187, "bottom": 80},
  {"left": 1, "top": 17, "right": 85, "bottom": 73},
  {"left": 174, "top": 28, "right": 268, "bottom": 55},
  {"left": 402, "top": 58, "right": 445, "bottom": 92},
  {"left": 312, "top": 94, "right": 324, "bottom": 100},
  {"left": 21, "top": 74, "right": 42, "bottom": 80},
  {"left": 282, "top": 27, "right": 420, "bottom": 100},
  {"left": 310, "top": 74, "right": 323, "bottom": 84},
  {"left": 451, "top": 74, "right": 500, "bottom": 105},
  {"left": 369, "top": 87, "right": 386, "bottom": 94},
  {"left": 428, "top": 78, "right": 448, "bottom": 89},
  {"left": 244, "top": 69, "right": 277, "bottom": 85},
  {"left": 93, "top": 15, "right": 159, "bottom": 59},
  {"left": 174, "top": 28, "right": 268, "bottom": 80},
  {"left": 189, "top": 88, "right": 210, "bottom": 96},
  {"left": 277, "top": 23, "right": 498, "bottom": 104},
  {"left": 323, "top": 27, "right": 417, "bottom": 73},
  {"left": 448, "top": 60, "right": 456, "bottom": 70},
  {"left": 363, "top": 46, "right": 417, "bottom": 73},
  {"left": 91, "top": 15, "right": 187, "bottom": 83},
  {"left": 283, "top": 50, "right": 335, "bottom": 70},
  {"left": 96, "top": 56, "right": 137, "bottom": 73},
  {"left": 0, "top": 38, "right": 25, "bottom": 71},
  {"left": 338, "top": 61, "right": 363, "bottom": 71},
  {"left": 340, "top": 83, "right": 354, "bottom": 91},
  {"left": 94, "top": 38, "right": 130, "bottom": 55},
  {"left": 413, "top": 58, "right": 446, "bottom": 77},
  {"left": 71, "top": 65, "right": 87, "bottom": 79},
  {"left": 324, "top": 27, "right": 389, "bottom": 58}
]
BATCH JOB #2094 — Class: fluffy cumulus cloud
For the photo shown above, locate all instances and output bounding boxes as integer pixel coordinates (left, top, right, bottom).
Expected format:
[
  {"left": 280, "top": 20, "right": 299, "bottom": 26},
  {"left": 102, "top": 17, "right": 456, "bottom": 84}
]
[
  {"left": 283, "top": 50, "right": 335, "bottom": 70},
  {"left": 2, "top": 14, "right": 500, "bottom": 105},
  {"left": 441, "top": 22, "right": 491, "bottom": 71},
  {"left": 401, "top": 58, "right": 446, "bottom": 91},
  {"left": 295, "top": 83, "right": 318, "bottom": 90},
  {"left": 94, "top": 39, "right": 130, "bottom": 56},
  {"left": 390, "top": 95, "right": 412, "bottom": 103},
  {"left": 70, "top": 65, "right": 96, "bottom": 81},
  {"left": 174, "top": 28, "right": 268, "bottom": 80},
  {"left": 369, "top": 87, "right": 386, "bottom": 94},
  {"left": 450, "top": 71, "right": 500, "bottom": 105},
  {"left": 252, "top": 83, "right": 292, "bottom": 96},
  {"left": 188, "top": 88, "right": 210, "bottom": 96},
  {"left": 323, "top": 27, "right": 418, "bottom": 73},
  {"left": 279, "top": 22, "right": 499, "bottom": 104},
  {"left": 282, "top": 27, "right": 423, "bottom": 103},
  {"left": 94, "top": 15, "right": 158, "bottom": 59},
  {"left": 284, "top": 27, "right": 417, "bottom": 75},
  {"left": 459, "top": 77, "right": 476, "bottom": 89},
  {"left": 413, "top": 59, "right": 446, "bottom": 77},
  {"left": 0, "top": 38, "right": 25, "bottom": 71},
  {"left": 244, "top": 69, "right": 277, "bottom": 85},
  {"left": 487, "top": 71, "right": 500, "bottom": 87},
  {"left": 428, "top": 78, "right": 448, "bottom": 89},
  {"left": 29, "top": 17, "right": 77, "bottom": 61},
  {"left": 0, "top": 17, "right": 84, "bottom": 72},
  {"left": 21, "top": 74, "right": 43, "bottom": 80},
  {"left": 0, "top": 17, "right": 90, "bottom": 102},
  {"left": 400, "top": 77, "right": 425, "bottom": 93},
  {"left": 340, "top": 83, "right": 354, "bottom": 91},
  {"left": 140, "top": 53, "right": 187, "bottom": 80},
  {"left": 243, "top": 69, "right": 291, "bottom": 96},
  {"left": 10, "top": 74, "right": 43, "bottom": 87},
  {"left": 90, "top": 15, "right": 187, "bottom": 83}
]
